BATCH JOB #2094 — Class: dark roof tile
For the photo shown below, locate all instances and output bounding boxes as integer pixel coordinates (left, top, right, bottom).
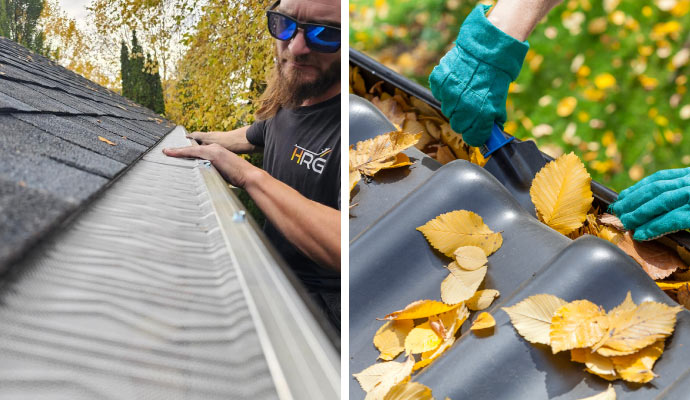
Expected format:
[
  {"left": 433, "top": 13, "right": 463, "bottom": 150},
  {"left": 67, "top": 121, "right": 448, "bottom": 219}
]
[{"left": 0, "top": 37, "right": 176, "bottom": 269}]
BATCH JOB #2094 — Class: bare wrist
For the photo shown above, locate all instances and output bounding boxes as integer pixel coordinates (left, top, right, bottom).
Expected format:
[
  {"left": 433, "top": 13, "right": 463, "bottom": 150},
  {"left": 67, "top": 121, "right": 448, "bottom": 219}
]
[{"left": 487, "top": 0, "right": 561, "bottom": 41}]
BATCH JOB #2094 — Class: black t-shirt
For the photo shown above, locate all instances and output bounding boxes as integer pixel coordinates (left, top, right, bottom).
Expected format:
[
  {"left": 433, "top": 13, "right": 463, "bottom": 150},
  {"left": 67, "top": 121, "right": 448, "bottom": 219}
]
[{"left": 246, "top": 95, "right": 340, "bottom": 293}]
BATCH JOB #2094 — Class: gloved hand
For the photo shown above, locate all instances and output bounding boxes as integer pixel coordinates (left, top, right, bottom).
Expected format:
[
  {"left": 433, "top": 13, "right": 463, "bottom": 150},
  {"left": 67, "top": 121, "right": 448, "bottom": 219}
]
[
  {"left": 429, "top": 4, "right": 529, "bottom": 147},
  {"left": 610, "top": 167, "right": 690, "bottom": 241}
]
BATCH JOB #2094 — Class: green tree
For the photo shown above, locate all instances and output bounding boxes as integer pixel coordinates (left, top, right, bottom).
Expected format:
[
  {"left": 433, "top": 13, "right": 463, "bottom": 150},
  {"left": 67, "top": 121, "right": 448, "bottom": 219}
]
[
  {"left": 0, "top": 0, "right": 47, "bottom": 54},
  {"left": 120, "top": 40, "right": 130, "bottom": 98},
  {"left": 120, "top": 30, "right": 165, "bottom": 114}
]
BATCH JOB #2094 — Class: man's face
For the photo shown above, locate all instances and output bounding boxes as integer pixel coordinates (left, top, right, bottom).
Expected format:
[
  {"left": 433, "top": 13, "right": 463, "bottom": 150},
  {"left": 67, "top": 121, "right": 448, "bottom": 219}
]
[{"left": 274, "top": 0, "right": 340, "bottom": 105}]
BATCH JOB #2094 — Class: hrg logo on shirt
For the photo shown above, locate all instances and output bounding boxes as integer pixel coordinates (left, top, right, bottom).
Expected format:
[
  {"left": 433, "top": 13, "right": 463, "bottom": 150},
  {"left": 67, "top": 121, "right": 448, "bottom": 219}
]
[{"left": 290, "top": 144, "right": 331, "bottom": 174}]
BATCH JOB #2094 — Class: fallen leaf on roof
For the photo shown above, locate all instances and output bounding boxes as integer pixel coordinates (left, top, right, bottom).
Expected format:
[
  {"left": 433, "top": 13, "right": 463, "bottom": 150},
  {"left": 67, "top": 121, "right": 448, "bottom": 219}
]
[
  {"left": 507, "top": 292, "right": 679, "bottom": 383},
  {"left": 470, "top": 312, "right": 495, "bottom": 331},
  {"left": 349, "top": 131, "right": 420, "bottom": 202},
  {"left": 417, "top": 210, "right": 503, "bottom": 257},
  {"left": 503, "top": 294, "right": 567, "bottom": 345},
  {"left": 677, "top": 284, "right": 690, "bottom": 309},
  {"left": 98, "top": 136, "right": 116, "bottom": 146},
  {"left": 382, "top": 300, "right": 460, "bottom": 321},
  {"left": 453, "top": 246, "right": 488, "bottom": 271},
  {"left": 353, "top": 356, "right": 415, "bottom": 400},
  {"left": 405, "top": 321, "right": 443, "bottom": 354},
  {"left": 572, "top": 347, "right": 619, "bottom": 380},
  {"left": 550, "top": 299, "right": 608, "bottom": 353},
  {"left": 657, "top": 281, "right": 690, "bottom": 290},
  {"left": 530, "top": 152, "right": 593, "bottom": 235},
  {"left": 576, "top": 384, "right": 616, "bottom": 400},
  {"left": 374, "top": 320, "right": 415, "bottom": 361},
  {"left": 413, "top": 305, "right": 468, "bottom": 371},
  {"left": 383, "top": 382, "right": 433, "bottom": 400},
  {"left": 616, "top": 232, "right": 683, "bottom": 280},
  {"left": 350, "top": 169, "right": 361, "bottom": 194},
  {"left": 610, "top": 340, "right": 664, "bottom": 383},
  {"left": 466, "top": 289, "right": 500, "bottom": 311},
  {"left": 440, "top": 263, "right": 487, "bottom": 305},
  {"left": 593, "top": 300, "right": 681, "bottom": 356},
  {"left": 572, "top": 349, "right": 618, "bottom": 380},
  {"left": 598, "top": 213, "right": 625, "bottom": 231}
]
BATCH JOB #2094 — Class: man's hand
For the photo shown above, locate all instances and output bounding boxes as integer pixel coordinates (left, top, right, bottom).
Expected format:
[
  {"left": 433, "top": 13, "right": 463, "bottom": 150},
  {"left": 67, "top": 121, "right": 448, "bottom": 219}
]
[
  {"left": 428, "top": 1, "right": 560, "bottom": 147},
  {"left": 610, "top": 168, "right": 690, "bottom": 241},
  {"left": 163, "top": 142, "right": 340, "bottom": 270},
  {"left": 163, "top": 143, "right": 257, "bottom": 188},
  {"left": 186, "top": 126, "right": 257, "bottom": 154}
]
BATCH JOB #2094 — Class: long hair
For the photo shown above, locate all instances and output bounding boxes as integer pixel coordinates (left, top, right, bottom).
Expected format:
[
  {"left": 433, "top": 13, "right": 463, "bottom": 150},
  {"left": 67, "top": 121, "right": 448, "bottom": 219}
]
[{"left": 255, "top": 64, "right": 283, "bottom": 121}]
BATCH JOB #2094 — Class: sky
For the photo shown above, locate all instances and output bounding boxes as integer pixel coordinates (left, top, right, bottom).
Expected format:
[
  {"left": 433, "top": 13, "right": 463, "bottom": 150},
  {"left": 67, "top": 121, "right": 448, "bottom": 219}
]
[{"left": 56, "top": 0, "right": 90, "bottom": 25}]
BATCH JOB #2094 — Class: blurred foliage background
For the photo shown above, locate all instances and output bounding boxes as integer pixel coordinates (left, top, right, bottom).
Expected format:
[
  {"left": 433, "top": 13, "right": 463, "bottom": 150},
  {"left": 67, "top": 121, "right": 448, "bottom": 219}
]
[{"left": 350, "top": 0, "right": 690, "bottom": 192}]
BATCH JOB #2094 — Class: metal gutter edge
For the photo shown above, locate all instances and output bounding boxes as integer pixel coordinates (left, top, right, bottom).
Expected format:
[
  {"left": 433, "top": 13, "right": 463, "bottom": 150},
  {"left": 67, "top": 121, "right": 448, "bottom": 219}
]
[{"left": 194, "top": 137, "right": 340, "bottom": 400}]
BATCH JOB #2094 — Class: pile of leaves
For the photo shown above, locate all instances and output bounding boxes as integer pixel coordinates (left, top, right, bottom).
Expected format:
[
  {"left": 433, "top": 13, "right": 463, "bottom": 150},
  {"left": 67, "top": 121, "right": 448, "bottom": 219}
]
[
  {"left": 350, "top": 66, "right": 487, "bottom": 167},
  {"left": 354, "top": 210, "right": 502, "bottom": 399},
  {"left": 504, "top": 292, "right": 682, "bottom": 384}
]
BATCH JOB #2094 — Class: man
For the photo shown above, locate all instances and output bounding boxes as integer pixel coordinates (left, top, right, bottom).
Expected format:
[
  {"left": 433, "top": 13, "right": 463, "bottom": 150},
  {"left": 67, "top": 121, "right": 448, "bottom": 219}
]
[
  {"left": 163, "top": 0, "right": 341, "bottom": 329},
  {"left": 430, "top": 0, "right": 690, "bottom": 240}
]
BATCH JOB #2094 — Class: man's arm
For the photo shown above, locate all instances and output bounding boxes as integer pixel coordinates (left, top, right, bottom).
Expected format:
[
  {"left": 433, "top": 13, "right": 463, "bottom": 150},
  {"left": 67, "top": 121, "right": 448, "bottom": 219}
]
[
  {"left": 162, "top": 144, "right": 340, "bottom": 271},
  {"left": 186, "top": 126, "right": 258, "bottom": 154},
  {"left": 487, "top": 0, "right": 562, "bottom": 41}
]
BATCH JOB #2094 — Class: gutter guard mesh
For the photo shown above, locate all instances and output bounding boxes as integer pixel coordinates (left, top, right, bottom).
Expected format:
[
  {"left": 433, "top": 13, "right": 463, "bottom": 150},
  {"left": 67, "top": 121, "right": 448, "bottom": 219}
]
[{"left": 0, "top": 128, "right": 279, "bottom": 399}]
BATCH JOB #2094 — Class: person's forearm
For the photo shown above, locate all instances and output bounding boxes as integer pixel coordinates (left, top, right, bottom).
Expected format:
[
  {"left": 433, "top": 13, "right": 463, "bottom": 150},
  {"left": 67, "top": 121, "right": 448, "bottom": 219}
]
[
  {"left": 244, "top": 168, "right": 341, "bottom": 271},
  {"left": 224, "top": 127, "right": 257, "bottom": 153},
  {"left": 487, "top": 0, "right": 562, "bottom": 41},
  {"left": 188, "top": 126, "right": 258, "bottom": 154}
]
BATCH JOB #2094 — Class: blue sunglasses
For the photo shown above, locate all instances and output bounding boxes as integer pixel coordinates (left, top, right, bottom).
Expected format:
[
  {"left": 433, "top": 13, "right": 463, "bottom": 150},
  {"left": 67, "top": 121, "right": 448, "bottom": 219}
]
[{"left": 266, "top": 1, "right": 341, "bottom": 53}]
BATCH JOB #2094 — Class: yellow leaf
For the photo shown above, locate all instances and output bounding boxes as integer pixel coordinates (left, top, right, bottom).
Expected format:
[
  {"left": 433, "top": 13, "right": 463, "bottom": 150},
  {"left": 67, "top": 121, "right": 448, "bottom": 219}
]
[
  {"left": 413, "top": 306, "right": 468, "bottom": 371},
  {"left": 417, "top": 210, "right": 503, "bottom": 257},
  {"left": 405, "top": 321, "right": 443, "bottom": 354},
  {"left": 530, "top": 152, "right": 593, "bottom": 235},
  {"left": 550, "top": 300, "right": 609, "bottom": 353},
  {"left": 353, "top": 356, "right": 415, "bottom": 400},
  {"left": 677, "top": 284, "right": 690, "bottom": 309},
  {"left": 453, "top": 246, "right": 488, "bottom": 271},
  {"left": 383, "top": 300, "right": 460, "bottom": 321},
  {"left": 611, "top": 340, "right": 664, "bottom": 383},
  {"left": 350, "top": 131, "right": 421, "bottom": 177},
  {"left": 571, "top": 348, "right": 618, "bottom": 380},
  {"left": 593, "top": 301, "right": 682, "bottom": 356},
  {"left": 470, "top": 147, "right": 488, "bottom": 167},
  {"left": 440, "top": 263, "right": 487, "bottom": 305},
  {"left": 503, "top": 294, "right": 567, "bottom": 345},
  {"left": 656, "top": 281, "right": 690, "bottom": 290},
  {"left": 557, "top": 96, "right": 577, "bottom": 117},
  {"left": 350, "top": 168, "right": 361, "bottom": 193},
  {"left": 351, "top": 66, "right": 367, "bottom": 96},
  {"left": 383, "top": 382, "right": 433, "bottom": 400},
  {"left": 467, "top": 289, "right": 500, "bottom": 311},
  {"left": 471, "top": 312, "right": 496, "bottom": 331},
  {"left": 98, "top": 136, "right": 116, "bottom": 146},
  {"left": 387, "top": 153, "right": 413, "bottom": 169},
  {"left": 576, "top": 384, "right": 616, "bottom": 400},
  {"left": 374, "top": 320, "right": 415, "bottom": 361}
]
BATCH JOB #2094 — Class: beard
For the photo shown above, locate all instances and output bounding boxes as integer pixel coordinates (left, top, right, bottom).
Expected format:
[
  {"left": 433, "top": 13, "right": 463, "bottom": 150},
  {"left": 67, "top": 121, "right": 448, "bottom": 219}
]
[{"left": 274, "top": 51, "right": 340, "bottom": 108}]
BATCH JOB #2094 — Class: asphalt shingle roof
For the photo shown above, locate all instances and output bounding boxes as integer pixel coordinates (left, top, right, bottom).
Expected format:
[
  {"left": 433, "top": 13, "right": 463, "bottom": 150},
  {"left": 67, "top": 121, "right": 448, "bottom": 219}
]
[{"left": 0, "top": 37, "right": 176, "bottom": 271}]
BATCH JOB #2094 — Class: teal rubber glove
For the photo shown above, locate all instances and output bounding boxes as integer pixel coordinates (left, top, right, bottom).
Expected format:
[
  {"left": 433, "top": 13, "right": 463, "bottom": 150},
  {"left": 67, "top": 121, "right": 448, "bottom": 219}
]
[
  {"left": 610, "top": 167, "right": 690, "bottom": 241},
  {"left": 429, "top": 4, "right": 529, "bottom": 147}
]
